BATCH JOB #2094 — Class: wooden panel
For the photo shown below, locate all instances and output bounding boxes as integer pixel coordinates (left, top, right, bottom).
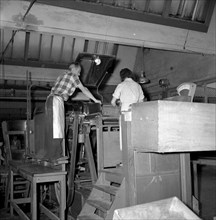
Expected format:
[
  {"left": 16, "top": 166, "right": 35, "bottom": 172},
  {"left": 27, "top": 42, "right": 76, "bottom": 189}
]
[
  {"left": 131, "top": 100, "right": 216, "bottom": 152},
  {"left": 61, "top": 36, "right": 74, "bottom": 63},
  {"left": 1, "top": 29, "right": 13, "bottom": 57},
  {"left": 28, "top": 32, "right": 41, "bottom": 60},
  {"left": 103, "top": 124, "right": 121, "bottom": 167},
  {"left": 73, "top": 38, "right": 85, "bottom": 60},
  {"left": 136, "top": 175, "right": 161, "bottom": 204},
  {"left": 50, "top": 35, "right": 62, "bottom": 62},
  {"left": 136, "top": 172, "right": 181, "bottom": 205},
  {"left": 40, "top": 34, "right": 52, "bottom": 61},
  {"left": 135, "top": 152, "right": 181, "bottom": 204},
  {"left": 135, "top": 153, "right": 180, "bottom": 175},
  {"left": 12, "top": 31, "right": 25, "bottom": 59}
]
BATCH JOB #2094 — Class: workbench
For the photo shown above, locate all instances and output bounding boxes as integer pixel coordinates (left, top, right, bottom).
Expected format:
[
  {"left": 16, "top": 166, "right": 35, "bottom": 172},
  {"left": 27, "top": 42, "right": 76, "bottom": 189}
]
[{"left": 9, "top": 160, "right": 67, "bottom": 220}]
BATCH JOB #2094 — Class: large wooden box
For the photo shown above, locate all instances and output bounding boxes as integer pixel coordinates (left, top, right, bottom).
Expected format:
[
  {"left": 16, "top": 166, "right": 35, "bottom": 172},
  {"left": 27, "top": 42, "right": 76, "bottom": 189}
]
[{"left": 131, "top": 101, "right": 216, "bottom": 153}]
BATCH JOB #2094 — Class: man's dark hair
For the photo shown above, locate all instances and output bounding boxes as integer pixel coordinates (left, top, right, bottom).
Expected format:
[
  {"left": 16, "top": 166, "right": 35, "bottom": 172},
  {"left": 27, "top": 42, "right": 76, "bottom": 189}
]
[
  {"left": 69, "top": 62, "right": 81, "bottom": 68},
  {"left": 120, "top": 68, "right": 132, "bottom": 81}
]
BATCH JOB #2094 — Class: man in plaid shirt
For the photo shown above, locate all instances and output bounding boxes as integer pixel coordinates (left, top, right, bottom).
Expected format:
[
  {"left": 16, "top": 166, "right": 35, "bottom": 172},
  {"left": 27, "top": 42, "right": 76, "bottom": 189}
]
[{"left": 44, "top": 62, "right": 101, "bottom": 161}]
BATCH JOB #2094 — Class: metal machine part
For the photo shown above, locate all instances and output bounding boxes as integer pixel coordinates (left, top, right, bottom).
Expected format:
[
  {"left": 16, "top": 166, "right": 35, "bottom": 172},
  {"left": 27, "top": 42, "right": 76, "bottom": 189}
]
[
  {"left": 66, "top": 111, "right": 99, "bottom": 207},
  {"left": 75, "top": 52, "right": 116, "bottom": 88},
  {"left": 65, "top": 101, "right": 102, "bottom": 116}
]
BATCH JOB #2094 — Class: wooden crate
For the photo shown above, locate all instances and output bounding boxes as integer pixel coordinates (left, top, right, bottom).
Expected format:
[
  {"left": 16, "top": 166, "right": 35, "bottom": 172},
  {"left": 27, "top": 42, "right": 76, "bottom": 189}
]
[{"left": 131, "top": 100, "right": 216, "bottom": 153}]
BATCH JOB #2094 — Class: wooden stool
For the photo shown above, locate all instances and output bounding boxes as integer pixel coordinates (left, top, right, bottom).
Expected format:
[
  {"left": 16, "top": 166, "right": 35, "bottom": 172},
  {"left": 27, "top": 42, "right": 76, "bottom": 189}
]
[
  {"left": 9, "top": 160, "right": 67, "bottom": 220},
  {"left": 0, "top": 166, "right": 8, "bottom": 201}
]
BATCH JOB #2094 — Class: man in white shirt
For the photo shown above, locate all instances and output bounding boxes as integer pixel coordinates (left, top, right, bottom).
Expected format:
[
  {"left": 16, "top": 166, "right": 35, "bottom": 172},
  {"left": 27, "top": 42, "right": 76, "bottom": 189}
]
[{"left": 111, "top": 68, "right": 144, "bottom": 112}]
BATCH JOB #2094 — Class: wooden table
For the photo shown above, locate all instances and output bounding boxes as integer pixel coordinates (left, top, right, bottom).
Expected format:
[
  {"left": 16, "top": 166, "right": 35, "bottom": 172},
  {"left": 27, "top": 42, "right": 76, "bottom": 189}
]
[{"left": 9, "top": 160, "right": 67, "bottom": 220}]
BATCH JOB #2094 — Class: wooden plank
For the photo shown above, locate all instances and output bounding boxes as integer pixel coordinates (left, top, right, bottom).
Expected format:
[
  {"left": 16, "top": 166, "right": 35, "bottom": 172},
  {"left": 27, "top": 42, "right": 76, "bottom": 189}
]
[
  {"left": 24, "top": 32, "right": 30, "bottom": 61},
  {"left": 96, "top": 117, "right": 104, "bottom": 172},
  {"left": 12, "top": 202, "right": 30, "bottom": 220},
  {"left": 39, "top": 204, "right": 59, "bottom": 220},
  {"left": 180, "top": 153, "right": 192, "bottom": 207},
  {"left": 103, "top": 124, "right": 121, "bottom": 167},
  {"left": 193, "top": 158, "right": 216, "bottom": 166},
  {"left": 121, "top": 114, "right": 137, "bottom": 207}
]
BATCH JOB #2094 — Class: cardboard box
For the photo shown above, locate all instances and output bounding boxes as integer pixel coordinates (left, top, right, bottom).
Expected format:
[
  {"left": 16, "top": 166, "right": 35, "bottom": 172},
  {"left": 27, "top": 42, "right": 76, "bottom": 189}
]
[{"left": 131, "top": 101, "right": 216, "bottom": 153}]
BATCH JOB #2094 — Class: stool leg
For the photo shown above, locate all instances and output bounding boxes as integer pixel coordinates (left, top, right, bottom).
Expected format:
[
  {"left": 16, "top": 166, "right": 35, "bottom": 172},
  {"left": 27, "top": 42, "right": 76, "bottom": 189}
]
[
  {"left": 31, "top": 177, "right": 37, "bottom": 220},
  {"left": 10, "top": 170, "right": 14, "bottom": 216},
  {"left": 4, "top": 171, "right": 10, "bottom": 208},
  {"left": 84, "top": 133, "right": 97, "bottom": 183},
  {"left": 60, "top": 175, "right": 66, "bottom": 220},
  {"left": 193, "top": 163, "right": 198, "bottom": 200}
]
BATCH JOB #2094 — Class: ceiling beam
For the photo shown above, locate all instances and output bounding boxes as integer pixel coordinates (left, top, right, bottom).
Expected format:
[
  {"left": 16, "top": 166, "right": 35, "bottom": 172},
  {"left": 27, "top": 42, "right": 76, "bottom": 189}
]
[{"left": 33, "top": 0, "right": 214, "bottom": 32}]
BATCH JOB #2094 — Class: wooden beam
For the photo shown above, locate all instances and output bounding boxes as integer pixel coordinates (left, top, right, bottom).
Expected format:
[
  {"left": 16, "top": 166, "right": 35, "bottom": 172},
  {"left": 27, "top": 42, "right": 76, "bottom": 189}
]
[
  {"left": 94, "top": 41, "right": 99, "bottom": 54},
  {"left": 59, "top": 36, "right": 65, "bottom": 62},
  {"left": 38, "top": 34, "right": 42, "bottom": 60},
  {"left": 70, "top": 38, "right": 76, "bottom": 62},
  {"left": 162, "top": 0, "right": 172, "bottom": 18},
  {"left": 191, "top": 0, "right": 199, "bottom": 21},
  {"left": 32, "top": 0, "right": 211, "bottom": 32},
  {"left": 49, "top": 35, "right": 54, "bottom": 61},
  {"left": 144, "top": 0, "right": 151, "bottom": 12},
  {"left": 24, "top": 32, "right": 30, "bottom": 61},
  {"left": 204, "top": 0, "right": 216, "bottom": 27},
  {"left": 2, "top": 58, "right": 69, "bottom": 69},
  {"left": 83, "top": 39, "right": 89, "bottom": 52}
]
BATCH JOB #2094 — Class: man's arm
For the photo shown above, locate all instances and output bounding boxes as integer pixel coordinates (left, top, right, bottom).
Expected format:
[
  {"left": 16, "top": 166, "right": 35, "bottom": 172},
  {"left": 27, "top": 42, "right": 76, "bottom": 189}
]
[
  {"left": 111, "top": 96, "right": 117, "bottom": 107},
  {"left": 77, "top": 83, "right": 101, "bottom": 104}
]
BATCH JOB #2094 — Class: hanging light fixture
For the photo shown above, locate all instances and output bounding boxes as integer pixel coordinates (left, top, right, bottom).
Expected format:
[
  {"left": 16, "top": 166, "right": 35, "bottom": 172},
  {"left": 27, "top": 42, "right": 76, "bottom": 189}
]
[
  {"left": 139, "top": 47, "right": 150, "bottom": 84},
  {"left": 93, "top": 55, "right": 101, "bottom": 65},
  {"left": 140, "top": 71, "right": 150, "bottom": 84},
  {"left": 159, "top": 78, "right": 170, "bottom": 89}
]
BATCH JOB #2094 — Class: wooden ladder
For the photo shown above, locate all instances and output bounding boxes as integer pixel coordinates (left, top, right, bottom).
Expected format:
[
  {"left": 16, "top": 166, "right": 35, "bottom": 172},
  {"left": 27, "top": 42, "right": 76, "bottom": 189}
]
[
  {"left": 77, "top": 167, "right": 125, "bottom": 220},
  {"left": 4, "top": 170, "right": 30, "bottom": 208},
  {"left": 1, "top": 120, "right": 30, "bottom": 208}
]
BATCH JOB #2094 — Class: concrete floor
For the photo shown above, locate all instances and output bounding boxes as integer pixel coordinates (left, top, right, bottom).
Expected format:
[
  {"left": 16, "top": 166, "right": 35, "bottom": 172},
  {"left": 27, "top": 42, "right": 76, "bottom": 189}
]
[{"left": 0, "top": 165, "right": 216, "bottom": 220}]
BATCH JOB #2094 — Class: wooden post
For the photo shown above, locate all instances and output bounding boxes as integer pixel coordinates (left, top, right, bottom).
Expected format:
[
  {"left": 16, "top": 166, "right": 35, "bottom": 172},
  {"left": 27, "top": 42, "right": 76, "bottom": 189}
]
[{"left": 121, "top": 113, "right": 137, "bottom": 207}]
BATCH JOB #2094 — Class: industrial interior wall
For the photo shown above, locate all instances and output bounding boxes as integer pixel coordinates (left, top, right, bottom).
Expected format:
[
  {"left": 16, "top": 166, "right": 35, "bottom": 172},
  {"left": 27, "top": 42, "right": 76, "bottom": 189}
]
[
  {"left": 133, "top": 48, "right": 216, "bottom": 95},
  {"left": 0, "top": 0, "right": 215, "bottom": 54}
]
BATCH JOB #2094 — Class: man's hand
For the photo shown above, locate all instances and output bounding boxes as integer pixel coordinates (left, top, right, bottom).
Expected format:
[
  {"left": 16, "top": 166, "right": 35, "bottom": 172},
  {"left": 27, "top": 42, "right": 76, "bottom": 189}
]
[{"left": 95, "top": 99, "right": 102, "bottom": 104}]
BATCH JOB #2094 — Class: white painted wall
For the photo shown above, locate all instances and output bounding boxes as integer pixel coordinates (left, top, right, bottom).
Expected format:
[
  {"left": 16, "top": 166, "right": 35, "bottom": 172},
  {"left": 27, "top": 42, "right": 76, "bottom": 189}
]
[{"left": 107, "top": 45, "right": 138, "bottom": 85}]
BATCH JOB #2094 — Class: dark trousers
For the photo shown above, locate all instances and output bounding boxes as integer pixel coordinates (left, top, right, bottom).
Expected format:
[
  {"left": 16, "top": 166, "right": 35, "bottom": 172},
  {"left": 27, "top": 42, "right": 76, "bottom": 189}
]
[{"left": 44, "top": 95, "right": 63, "bottom": 161}]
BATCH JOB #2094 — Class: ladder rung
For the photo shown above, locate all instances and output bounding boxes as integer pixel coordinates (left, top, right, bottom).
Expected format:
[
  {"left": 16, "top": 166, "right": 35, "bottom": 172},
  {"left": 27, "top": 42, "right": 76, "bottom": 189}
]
[
  {"left": 94, "top": 184, "right": 118, "bottom": 196},
  {"left": 13, "top": 181, "right": 29, "bottom": 185},
  {"left": 13, "top": 189, "right": 28, "bottom": 194}
]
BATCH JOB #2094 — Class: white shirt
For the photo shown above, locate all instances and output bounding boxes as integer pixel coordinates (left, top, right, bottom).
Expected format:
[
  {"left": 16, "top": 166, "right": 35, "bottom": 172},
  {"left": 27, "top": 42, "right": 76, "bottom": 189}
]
[{"left": 112, "top": 78, "right": 144, "bottom": 111}]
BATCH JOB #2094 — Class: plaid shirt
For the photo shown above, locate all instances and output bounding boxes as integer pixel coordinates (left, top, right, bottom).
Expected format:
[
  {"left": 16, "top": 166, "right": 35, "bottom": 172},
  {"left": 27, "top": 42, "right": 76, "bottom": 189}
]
[{"left": 51, "top": 71, "right": 81, "bottom": 101}]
